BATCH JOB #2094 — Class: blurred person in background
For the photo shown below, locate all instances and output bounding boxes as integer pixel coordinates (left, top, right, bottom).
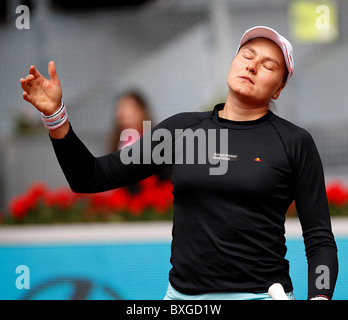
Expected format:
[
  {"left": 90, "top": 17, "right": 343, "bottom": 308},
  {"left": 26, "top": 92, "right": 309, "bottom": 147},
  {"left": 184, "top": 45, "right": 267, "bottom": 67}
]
[
  {"left": 108, "top": 90, "right": 171, "bottom": 193},
  {"left": 20, "top": 26, "right": 338, "bottom": 300},
  {"left": 108, "top": 90, "right": 152, "bottom": 153}
]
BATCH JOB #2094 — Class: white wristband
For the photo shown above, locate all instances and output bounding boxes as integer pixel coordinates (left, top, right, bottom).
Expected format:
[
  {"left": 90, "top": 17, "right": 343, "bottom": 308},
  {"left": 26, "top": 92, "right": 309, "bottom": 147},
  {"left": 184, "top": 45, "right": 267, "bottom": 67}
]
[{"left": 41, "top": 102, "right": 68, "bottom": 131}]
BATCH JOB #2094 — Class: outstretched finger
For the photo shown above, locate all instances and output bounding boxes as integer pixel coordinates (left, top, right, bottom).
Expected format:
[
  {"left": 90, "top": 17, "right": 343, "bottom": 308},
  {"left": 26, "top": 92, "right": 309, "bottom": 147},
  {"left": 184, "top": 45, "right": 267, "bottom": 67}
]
[
  {"left": 29, "top": 65, "right": 42, "bottom": 79},
  {"left": 48, "top": 61, "right": 60, "bottom": 84},
  {"left": 20, "top": 78, "right": 26, "bottom": 87},
  {"left": 20, "top": 77, "right": 32, "bottom": 93},
  {"left": 26, "top": 74, "right": 35, "bottom": 86},
  {"left": 23, "top": 92, "right": 32, "bottom": 104}
]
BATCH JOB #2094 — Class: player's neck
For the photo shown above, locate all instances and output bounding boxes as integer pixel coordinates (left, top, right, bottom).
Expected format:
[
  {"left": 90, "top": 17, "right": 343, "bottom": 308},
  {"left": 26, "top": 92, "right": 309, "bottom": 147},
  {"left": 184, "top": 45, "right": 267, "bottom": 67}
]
[{"left": 220, "top": 92, "right": 269, "bottom": 122}]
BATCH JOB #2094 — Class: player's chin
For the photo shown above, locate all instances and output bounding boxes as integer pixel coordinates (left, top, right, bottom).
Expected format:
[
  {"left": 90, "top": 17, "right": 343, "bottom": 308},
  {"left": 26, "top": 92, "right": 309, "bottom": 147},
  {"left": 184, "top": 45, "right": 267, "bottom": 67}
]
[{"left": 230, "top": 84, "right": 256, "bottom": 99}]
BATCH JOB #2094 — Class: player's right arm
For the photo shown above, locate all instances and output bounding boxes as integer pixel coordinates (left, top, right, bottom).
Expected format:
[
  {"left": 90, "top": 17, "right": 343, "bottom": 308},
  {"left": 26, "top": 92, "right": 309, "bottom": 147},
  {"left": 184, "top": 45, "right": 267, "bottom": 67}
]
[
  {"left": 20, "top": 62, "right": 170, "bottom": 194},
  {"left": 20, "top": 61, "right": 69, "bottom": 139}
]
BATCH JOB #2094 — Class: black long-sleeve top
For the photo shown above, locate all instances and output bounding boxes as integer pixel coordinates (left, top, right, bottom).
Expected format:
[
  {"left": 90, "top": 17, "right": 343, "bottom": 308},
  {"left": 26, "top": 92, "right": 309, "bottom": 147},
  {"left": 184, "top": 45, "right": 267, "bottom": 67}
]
[{"left": 50, "top": 104, "right": 338, "bottom": 299}]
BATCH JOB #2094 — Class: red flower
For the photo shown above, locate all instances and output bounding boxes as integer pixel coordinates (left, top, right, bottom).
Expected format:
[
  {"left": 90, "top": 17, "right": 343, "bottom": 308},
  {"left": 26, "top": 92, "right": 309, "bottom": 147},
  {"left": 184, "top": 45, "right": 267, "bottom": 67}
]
[
  {"left": 53, "top": 187, "right": 75, "bottom": 209},
  {"left": 8, "top": 182, "right": 49, "bottom": 219},
  {"left": 138, "top": 175, "right": 158, "bottom": 190},
  {"left": 152, "top": 181, "right": 173, "bottom": 214},
  {"left": 7, "top": 177, "right": 175, "bottom": 222},
  {"left": 9, "top": 194, "right": 33, "bottom": 220},
  {"left": 42, "top": 186, "right": 76, "bottom": 209},
  {"left": 89, "top": 192, "right": 108, "bottom": 210},
  {"left": 128, "top": 193, "right": 146, "bottom": 216},
  {"left": 326, "top": 181, "right": 348, "bottom": 207},
  {"left": 27, "top": 181, "right": 48, "bottom": 205},
  {"left": 133, "top": 178, "right": 173, "bottom": 214},
  {"left": 107, "top": 188, "right": 130, "bottom": 211}
]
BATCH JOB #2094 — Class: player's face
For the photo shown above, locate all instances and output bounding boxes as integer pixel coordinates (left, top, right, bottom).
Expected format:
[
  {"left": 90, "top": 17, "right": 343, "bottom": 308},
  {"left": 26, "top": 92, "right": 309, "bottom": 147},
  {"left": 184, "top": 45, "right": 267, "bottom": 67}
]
[{"left": 227, "top": 38, "right": 287, "bottom": 107}]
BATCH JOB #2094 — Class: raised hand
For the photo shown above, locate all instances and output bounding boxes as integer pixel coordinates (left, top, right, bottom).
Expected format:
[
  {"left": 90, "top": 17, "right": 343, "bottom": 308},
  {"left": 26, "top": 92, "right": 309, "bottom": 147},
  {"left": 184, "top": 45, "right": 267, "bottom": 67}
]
[{"left": 20, "top": 61, "right": 62, "bottom": 116}]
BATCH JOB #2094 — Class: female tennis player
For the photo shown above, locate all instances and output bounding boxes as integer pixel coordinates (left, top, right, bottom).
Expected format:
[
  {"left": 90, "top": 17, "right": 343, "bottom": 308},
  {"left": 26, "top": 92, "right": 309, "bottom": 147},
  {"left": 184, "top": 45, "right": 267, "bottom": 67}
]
[{"left": 20, "top": 26, "right": 338, "bottom": 300}]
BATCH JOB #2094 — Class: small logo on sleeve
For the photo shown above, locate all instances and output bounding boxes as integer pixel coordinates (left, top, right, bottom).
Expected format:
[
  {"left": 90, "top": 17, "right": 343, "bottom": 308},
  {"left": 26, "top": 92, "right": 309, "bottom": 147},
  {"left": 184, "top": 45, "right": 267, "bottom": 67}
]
[{"left": 253, "top": 157, "right": 262, "bottom": 162}]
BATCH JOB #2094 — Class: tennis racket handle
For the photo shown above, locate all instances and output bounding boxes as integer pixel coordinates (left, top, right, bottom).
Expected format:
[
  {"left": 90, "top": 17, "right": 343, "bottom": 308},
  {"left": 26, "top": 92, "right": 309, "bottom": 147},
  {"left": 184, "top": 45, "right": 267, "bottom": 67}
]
[{"left": 268, "top": 283, "right": 289, "bottom": 300}]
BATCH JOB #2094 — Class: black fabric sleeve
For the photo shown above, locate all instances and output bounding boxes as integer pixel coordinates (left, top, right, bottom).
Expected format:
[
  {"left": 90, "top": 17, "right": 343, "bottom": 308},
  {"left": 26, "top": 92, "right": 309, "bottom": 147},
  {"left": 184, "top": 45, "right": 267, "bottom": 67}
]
[
  {"left": 292, "top": 131, "right": 338, "bottom": 299},
  {"left": 50, "top": 123, "right": 170, "bottom": 193}
]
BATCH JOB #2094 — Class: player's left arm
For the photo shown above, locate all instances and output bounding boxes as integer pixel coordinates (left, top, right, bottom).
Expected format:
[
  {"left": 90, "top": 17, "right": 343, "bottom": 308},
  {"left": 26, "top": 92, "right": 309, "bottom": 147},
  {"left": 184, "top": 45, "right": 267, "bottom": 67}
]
[{"left": 293, "top": 131, "right": 338, "bottom": 300}]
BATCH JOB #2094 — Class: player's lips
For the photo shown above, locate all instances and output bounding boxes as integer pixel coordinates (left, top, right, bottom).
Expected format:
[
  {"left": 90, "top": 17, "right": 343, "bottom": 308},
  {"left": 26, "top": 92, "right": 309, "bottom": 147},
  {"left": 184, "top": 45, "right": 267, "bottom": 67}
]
[{"left": 239, "top": 76, "right": 255, "bottom": 85}]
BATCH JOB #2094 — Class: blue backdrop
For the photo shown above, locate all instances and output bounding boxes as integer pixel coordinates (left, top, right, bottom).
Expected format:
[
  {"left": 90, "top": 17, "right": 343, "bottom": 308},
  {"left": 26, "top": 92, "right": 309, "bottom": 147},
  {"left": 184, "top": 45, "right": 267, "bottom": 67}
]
[{"left": 0, "top": 238, "right": 346, "bottom": 300}]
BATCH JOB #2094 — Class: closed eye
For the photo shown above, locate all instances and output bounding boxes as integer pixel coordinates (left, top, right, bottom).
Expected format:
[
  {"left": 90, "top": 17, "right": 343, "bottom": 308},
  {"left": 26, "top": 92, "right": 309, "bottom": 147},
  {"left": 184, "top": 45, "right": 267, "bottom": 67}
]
[
  {"left": 262, "top": 57, "right": 280, "bottom": 71},
  {"left": 263, "top": 60, "right": 278, "bottom": 71},
  {"left": 241, "top": 48, "right": 255, "bottom": 60},
  {"left": 243, "top": 54, "right": 253, "bottom": 60},
  {"left": 263, "top": 64, "right": 274, "bottom": 70}
]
